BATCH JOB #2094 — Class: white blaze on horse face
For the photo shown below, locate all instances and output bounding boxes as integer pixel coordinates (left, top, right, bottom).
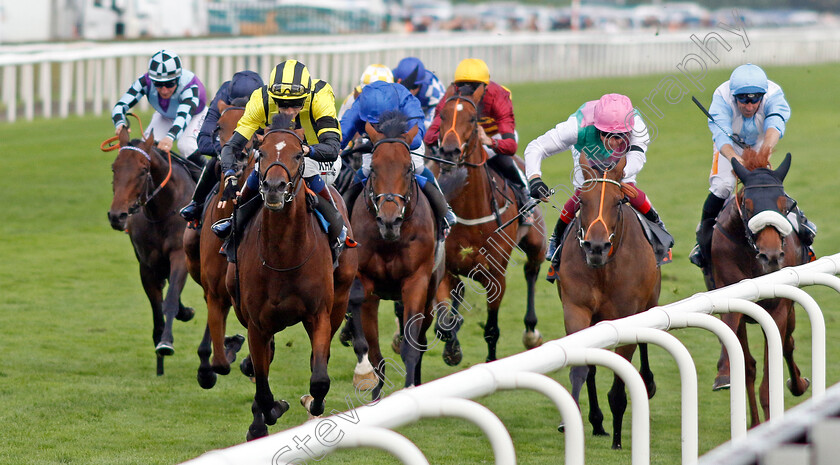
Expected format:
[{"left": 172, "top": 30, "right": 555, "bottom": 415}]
[
  {"left": 275, "top": 141, "right": 287, "bottom": 153},
  {"left": 456, "top": 103, "right": 464, "bottom": 111},
  {"left": 748, "top": 210, "right": 793, "bottom": 237}
]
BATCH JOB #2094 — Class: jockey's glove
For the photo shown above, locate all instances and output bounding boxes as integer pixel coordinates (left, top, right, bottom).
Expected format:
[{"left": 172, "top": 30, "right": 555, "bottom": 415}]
[
  {"left": 529, "top": 177, "right": 550, "bottom": 200},
  {"left": 220, "top": 171, "right": 238, "bottom": 202}
]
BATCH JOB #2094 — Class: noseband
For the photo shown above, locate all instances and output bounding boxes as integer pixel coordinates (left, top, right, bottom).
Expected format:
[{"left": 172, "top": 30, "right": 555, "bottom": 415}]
[
  {"left": 366, "top": 137, "right": 415, "bottom": 219},
  {"left": 118, "top": 144, "right": 173, "bottom": 217},
  {"left": 442, "top": 95, "right": 485, "bottom": 167},
  {"left": 258, "top": 128, "right": 306, "bottom": 203}
]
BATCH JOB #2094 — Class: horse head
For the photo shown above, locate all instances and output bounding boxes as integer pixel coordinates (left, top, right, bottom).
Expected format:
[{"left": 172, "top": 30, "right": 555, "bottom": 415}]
[
  {"left": 257, "top": 113, "right": 306, "bottom": 212},
  {"left": 576, "top": 152, "right": 628, "bottom": 267},
  {"left": 365, "top": 111, "right": 418, "bottom": 241},
  {"left": 437, "top": 84, "right": 485, "bottom": 170},
  {"left": 732, "top": 152, "right": 794, "bottom": 272},
  {"left": 108, "top": 128, "right": 158, "bottom": 231}
]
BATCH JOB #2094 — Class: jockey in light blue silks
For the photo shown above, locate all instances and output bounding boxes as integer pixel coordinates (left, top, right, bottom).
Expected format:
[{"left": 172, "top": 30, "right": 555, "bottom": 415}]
[
  {"left": 392, "top": 57, "right": 447, "bottom": 130},
  {"left": 111, "top": 50, "right": 207, "bottom": 161},
  {"left": 689, "top": 63, "right": 816, "bottom": 270},
  {"left": 340, "top": 80, "right": 455, "bottom": 236}
]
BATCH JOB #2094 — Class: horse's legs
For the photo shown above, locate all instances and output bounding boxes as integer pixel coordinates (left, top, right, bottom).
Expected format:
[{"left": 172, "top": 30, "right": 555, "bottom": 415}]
[
  {"left": 247, "top": 326, "right": 289, "bottom": 440},
  {"left": 156, "top": 252, "right": 189, "bottom": 356},
  {"left": 608, "top": 344, "right": 638, "bottom": 450},
  {"left": 585, "top": 365, "right": 608, "bottom": 436},
  {"left": 304, "top": 309, "right": 334, "bottom": 417},
  {"left": 781, "top": 303, "right": 809, "bottom": 396},
  {"left": 207, "top": 291, "right": 235, "bottom": 374},
  {"left": 639, "top": 343, "right": 656, "bottom": 398},
  {"left": 400, "top": 276, "right": 433, "bottom": 388},
  {"left": 522, "top": 257, "right": 542, "bottom": 349},
  {"left": 435, "top": 274, "right": 463, "bottom": 366},
  {"left": 359, "top": 282, "right": 385, "bottom": 400},
  {"left": 139, "top": 265, "right": 165, "bottom": 375},
  {"left": 392, "top": 301, "right": 405, "bottom": 354},
  {"left": 714, "top": 312, "right": 743, "bottom": 391},
  {"left": 196, "top": 324, "right": 217, "bottom": 389},
  {"left": 339, "top": 277, "right": 364, "bottom": 348},
  {"left": 482, "top": 273, "right": 506, "bottom": 362},
  {"left": 347, "top": 279, "right": 375, "bottom": 389}
]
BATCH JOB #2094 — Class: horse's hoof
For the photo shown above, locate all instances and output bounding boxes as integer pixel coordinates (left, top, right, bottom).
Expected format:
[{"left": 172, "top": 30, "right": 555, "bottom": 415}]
[
  {"left": 246, "top": 424, "right": 268, "bottom": 441},
  {"left": 224, "top": 335, "right": 245, "bottom": 363},
  {"left": 265, "top": 400, "right": 290, "bottom": 425},
  {"left": 787, "top": 377, "right": 811, "bottom": 396},
  {"left": 212, "top": 363, "right": 231, "bottom": 376},
  {"left": 176, "top": 306, "right": 195, "bottom": 322},
  {"left": 155, "top": 342, "right": 175, "bottom": 356},
  {"left": 557, "top": 423, "right": 565, "bottom": 433},
  {"left": 391, "top": 333, "right": 403, "bottom": 354},
  {"left": 646, "top": 380, "right": 657, "bottom": 399},
  {"left": 611, "top": 443, "right": 622, "bottom": 450},
  {"left": 522, "top": 329, "right": 543, "bottom": 349},
  {"left": 197, "top": 367, "right": 217, "bottom": 389},
  {"left": 593, "top": 426, "right": 609, "bottom": 437},
  {"left": 240, "top": 356, "right": 254, "bottom": 378},
  {"left": 300, "top": 395, "right": 321, "bottom": 420},
  {"left": 443, "top": 340, "right": 462, "bottom": 366},
  {"left": 712, "top": 376, "right": 731, "bottom": 391},
  {"left": 353, "top": 370, "right": 379, "bottom": 391}
]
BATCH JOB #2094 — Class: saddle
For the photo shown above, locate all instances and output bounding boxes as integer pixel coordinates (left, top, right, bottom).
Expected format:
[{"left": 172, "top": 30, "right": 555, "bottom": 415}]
[
  {"left": 169, "top": 152, "right": 203, "bottom": 182},
  {"left": 632, "top": 210, "right": 675, "bottom": 266}
]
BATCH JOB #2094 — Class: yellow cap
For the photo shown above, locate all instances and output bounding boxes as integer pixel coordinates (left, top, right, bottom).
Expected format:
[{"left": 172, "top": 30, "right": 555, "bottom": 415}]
[{"left": 454, "top": 58, "right": 489, "bottom": 85}]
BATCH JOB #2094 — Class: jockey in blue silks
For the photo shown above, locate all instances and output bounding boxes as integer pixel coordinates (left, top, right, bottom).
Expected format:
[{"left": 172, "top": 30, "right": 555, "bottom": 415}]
[
  {"left": 392, "top": 57, "right": 447, "bottom": 130},
  {"left": 340, "top": 80, "right": 455, "bottom": 236}
]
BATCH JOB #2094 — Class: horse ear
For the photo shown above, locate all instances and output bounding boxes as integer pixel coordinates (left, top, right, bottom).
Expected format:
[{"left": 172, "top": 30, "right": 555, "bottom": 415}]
[
  {"left": 472, "top": 84, "right": 485, "bottom": 103},
  {"left": 217, "top": 100, "right": 230, "bottom": 112},
  {"left": 578, "top": 152, "right": 594, "bottom": 180},
  {"left": 774, "top": 152, "right": 792, "bottom": 182},
  {"left": 611, "top": 155, "right": 628, "bottom": 181},
  {"left": 365, "top": 121, "right": 383, "bottom": 143},
  {"left": 295, "top": 128, "right": 306, "bottom": 141},
  {"left": 731, "top": 156, "right": 750, "bottom": 181},
  {"left": 118, "top": 126, "right": 129, "bottom": 147},
  {"left": 405, "top": 124, "right": 419, "bottom": 145}
]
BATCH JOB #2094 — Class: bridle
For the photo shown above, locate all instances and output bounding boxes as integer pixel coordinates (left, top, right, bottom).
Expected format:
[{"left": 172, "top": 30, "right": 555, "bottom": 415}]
[
  {"left": 258, "top": 128, "right": 306, "bottom": 203},
  {"left": 366, "top": 137, "right": 415, "bottom": 220},
  {"left": 441, "top": 95, "right": 486, "bottom": 167},
  {"left": 118, "top": 144, "right": 173, "bottom": 218},
  {"left": 577, "top": 176, "right": 624, "bottom": 259},
  {"left": 734, "top": 181, "right": 789, "bottom": 254}
]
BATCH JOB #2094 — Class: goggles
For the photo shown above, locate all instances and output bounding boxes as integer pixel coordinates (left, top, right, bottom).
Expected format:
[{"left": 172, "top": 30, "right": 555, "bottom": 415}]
[
  {"left": 153, "top": 80, "right": 177, "bottom": 89},
  {"left": 734, "top": 93, "right": 764, "bottom": 104},
  {"left": 271, "top": 82, "right": 308, "bottom": 98}
]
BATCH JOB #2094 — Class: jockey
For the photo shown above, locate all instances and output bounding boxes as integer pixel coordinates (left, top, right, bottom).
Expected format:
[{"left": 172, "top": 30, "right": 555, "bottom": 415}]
[
  {"left": 524, "top": 93, "right": 667, "bottom": 278},
  {"left": 689, "top": 63, "right": 816, "bottom": 269},
  {"left": 179, "top": 70, "right": 264, "bottom": 226},
  {"left": 425, "top": 58, "right": 531, "bottom": 219},
  {"left": 211, "top": 60, "right": 349, "bottom": 265},
  {"left": 338, "top": 64, "right": 394, "bottom": 120},
  {"left": 392, "top": 57, "right": 446, "bottom": 130},
  {"left": 112, "top": 50, "right": 207, "bottom": 161},
  {"left": 340, "top": 80, "right": 455, "bottom": 236}
]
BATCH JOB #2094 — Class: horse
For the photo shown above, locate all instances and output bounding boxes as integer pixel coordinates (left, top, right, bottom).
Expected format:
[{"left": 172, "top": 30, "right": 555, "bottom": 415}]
[
  {"left": 107, "top": 127, "right": 196, "bottom": 376},
  {"left": 557, "top": 153, "right": 659, "bottom": 450},
  {"left": 434, "top": 84, "right": 547, "bottom": 366},
  {"left": 226, "top": 113, "right": 357, "bottom": 440},
  {"left": 708, "top": 151, "right": 810, "bottom": 426},
  {"left": 183, "top": 99, "right": 252, "bottom": 389},
  {"left": 346, "top": 111, "right": 444, "bottom": 400}
]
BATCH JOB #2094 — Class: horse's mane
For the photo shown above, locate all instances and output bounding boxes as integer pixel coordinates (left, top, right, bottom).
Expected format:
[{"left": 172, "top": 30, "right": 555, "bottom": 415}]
[
  {"left": 741, "top": 146, "right": 772, "bottom": 171},
  {"left": 230, "top": 96, "right": 250, "bottom": 107},
  {"left": 269, "top": 112, "right": 295, "bottom": 131},
  {"left": 376, "top": 110, "right": 409, "bottom": 138}
]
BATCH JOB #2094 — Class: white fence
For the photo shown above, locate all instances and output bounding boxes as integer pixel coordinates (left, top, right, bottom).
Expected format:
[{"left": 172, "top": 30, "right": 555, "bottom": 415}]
[
  {"left": 2, "top": 24, "right": 840, "bottom": 123},
  {"left": 181, "top": 254, "right": 840, "bottom": 465}
]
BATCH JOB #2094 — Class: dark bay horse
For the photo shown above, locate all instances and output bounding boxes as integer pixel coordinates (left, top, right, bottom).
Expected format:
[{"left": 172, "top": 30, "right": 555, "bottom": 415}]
[
  {"left": 435, "top": 85, "right": 547, "bottom": 365},
  {"left": 184, "top": 99, "right": 252, "bottom": 389},
  {"left": 107, "top": 128, "right": 196, "bottom": 375},
  {"left": 226, "top": 114, "right": 357, "bottom": 440},
  {"left": 558, "top": 154, "right": 659, "bottom": 450},
  {"left": 708, "top": 151, "right": 810, "bottom": 426},
  {"left": 347, "top": 112, "right": 444, "bottom": 400}
]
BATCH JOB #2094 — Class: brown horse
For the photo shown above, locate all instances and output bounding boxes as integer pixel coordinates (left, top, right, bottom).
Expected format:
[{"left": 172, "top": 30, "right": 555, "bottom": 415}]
[
  {"left": 348, "top": 111, "right": 444, "bottom": 400},
  {"left": 434, "top": 85, "right": 547, "bottom": 365},
  {"left": 557, "top": 154, "right": 659, "bottom": 450},
  {"left": 226, "top": 113, "right": 357, "bottom": 440},
  {"left": 708, "top": 151, "right": 810, "bottom": 426},
  {"left": 184, "top": 99, "right": 254, "bottom": 389},
  {"left": 107, "top": 128, "right": 196, "bottom": 375}
]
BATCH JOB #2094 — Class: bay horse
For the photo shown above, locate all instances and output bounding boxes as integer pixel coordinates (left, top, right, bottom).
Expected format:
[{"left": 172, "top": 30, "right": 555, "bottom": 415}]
[
  {"left": 226, "top": 113, "right": 357, "bottom": 440},
  {"left": 434, "top": 84, "right": 547, "bottom": 365},
  {"left": 107, "top": 127, "right": 196, "bottom": 376},
  {"left": 557, "top": 153, "right": 659, "bottom": 450},
  {"left": 708, "top": 151, "right": 810, "bottom": 426},
  {"left": 347, "top": 111, "right": 444, "bottom": 400},
  {"left": 183, "top": 99, "right": 252, "bottom": 389}
]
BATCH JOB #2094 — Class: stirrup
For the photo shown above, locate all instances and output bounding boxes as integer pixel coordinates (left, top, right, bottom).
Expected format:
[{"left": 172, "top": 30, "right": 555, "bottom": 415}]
[
  {"left": 689, "top": 243, "right": 705, "bottom": 268},
  {"left": 179, "top": 201, "right": 203, "bottom": 222},
  {"left": 545, "top": 234, "right": 558, "bottom": 262},
  {"left": 545, "top": 265, "right": 558, "bottom": 283},
  {"left": 211, "top": 217, "right": 232, "bottom": 239}
]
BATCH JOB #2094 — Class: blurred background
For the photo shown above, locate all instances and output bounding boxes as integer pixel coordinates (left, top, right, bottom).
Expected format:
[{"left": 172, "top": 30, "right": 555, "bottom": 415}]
[{"left": 1, "top": 0, "right": 837, "bottom": 42}]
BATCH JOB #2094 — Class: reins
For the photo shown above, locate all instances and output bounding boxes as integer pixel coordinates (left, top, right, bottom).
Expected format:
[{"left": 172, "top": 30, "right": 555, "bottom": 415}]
[
  {"left": 100, "top": 113, "right": 144, "bottom": 152},
  {"left": 578, "top": 176, "right": 625, "bottom": 262},
  {"left": 443, "top": 96, "right": 487, "bottom": 167},
  {"left": 366, "top": 137, "right": 417, "bottom": 221}
]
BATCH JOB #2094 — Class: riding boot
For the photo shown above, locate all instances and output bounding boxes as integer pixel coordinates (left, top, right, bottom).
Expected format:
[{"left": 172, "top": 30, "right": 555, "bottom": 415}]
[
  {"left": 689, "top": 192, "right": 725, "bottom": 269},
  {"left": 642, "top": 207, "right": 667, "bottom": 230},
  {"left": 488, "top": 154, "right": 531, "bottom": 223},
  {"left": 790, "top": 202, "right": 817, "bottom": 262},
  {"left": 313, "top": 194, "right": 346, "bottom": 269},
  {"left": 211, "top": 184, "right": 256, "bottom": 239},
  {"left": 186, "top": 150, "right": 207, "bottom": 168},
  {"left": 421, "top": 178, "right": 455, "bottom": 239},
  {"left": 545, "top": 217, "right": 570, "bottom": 283},
  {"left": 180, "top": 157, "right": 219, "bottom": 225},
  {"left": 343, "top": 181, "right": 364, "bottom": 220}
]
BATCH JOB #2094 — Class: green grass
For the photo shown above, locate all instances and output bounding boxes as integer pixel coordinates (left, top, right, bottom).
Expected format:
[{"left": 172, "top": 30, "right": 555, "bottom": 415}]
[{"left": 0, "top": 62, "right": 839, "bottom": 465}]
